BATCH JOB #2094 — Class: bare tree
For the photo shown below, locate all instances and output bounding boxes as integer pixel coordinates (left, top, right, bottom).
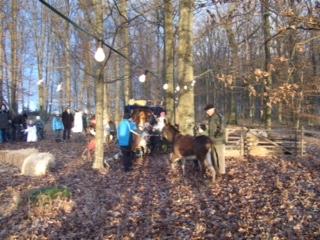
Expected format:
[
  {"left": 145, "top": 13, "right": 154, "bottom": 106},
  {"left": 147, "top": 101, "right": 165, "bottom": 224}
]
[
  {"left": 164, "top": 0, "right": 175, "bottom": 124},
  {"left": 177, "top": 0, "right": 195, "bottom": 134},
  {"left": 0, "top": 0, "right": 3, "bottom": 105}
]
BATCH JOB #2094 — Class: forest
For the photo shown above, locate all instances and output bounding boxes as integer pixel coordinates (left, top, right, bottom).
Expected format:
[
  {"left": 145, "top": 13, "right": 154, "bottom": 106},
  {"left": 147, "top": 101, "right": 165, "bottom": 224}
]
[
  {"left": 0, "top": 0, "right": 320, "bottom": 239},
  {"left": 1, "top": 1, "right": 320, "bottom": 128}
]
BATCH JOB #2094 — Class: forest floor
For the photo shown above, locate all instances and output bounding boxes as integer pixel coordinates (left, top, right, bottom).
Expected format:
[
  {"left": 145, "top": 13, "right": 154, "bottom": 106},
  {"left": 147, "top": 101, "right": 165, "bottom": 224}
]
[{"left": 0, "top": 127, "right": 319, "bottom": 240}]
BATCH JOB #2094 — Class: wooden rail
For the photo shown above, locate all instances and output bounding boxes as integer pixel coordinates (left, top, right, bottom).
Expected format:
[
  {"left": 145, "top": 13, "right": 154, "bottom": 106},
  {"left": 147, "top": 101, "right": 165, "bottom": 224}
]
[{"left": 225, "top": 126, "right": 306, "bottom": 157}]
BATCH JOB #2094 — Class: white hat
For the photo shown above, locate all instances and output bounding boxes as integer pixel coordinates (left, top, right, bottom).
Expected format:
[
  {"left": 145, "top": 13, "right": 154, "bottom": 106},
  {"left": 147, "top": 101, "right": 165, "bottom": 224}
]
[{"left": 36, "top": 116, "right": 40, "bottom": 120}]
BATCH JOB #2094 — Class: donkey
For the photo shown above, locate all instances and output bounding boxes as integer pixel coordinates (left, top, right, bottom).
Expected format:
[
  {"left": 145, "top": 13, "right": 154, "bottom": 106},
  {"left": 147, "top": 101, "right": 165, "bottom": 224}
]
[{"left": 162, "top": 123, "right": 220, "bottom": 182}]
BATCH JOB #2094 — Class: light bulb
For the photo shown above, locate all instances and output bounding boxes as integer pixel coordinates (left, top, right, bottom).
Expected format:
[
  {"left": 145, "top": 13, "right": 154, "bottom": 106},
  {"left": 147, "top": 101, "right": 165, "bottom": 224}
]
[
  {"left": 56, "top": 83, "right": 62, "bottom": 92},
  {"left": 163, "top": 83, "right": 168, "bottom": 90},
  {"left": 94, "top": 47, "right": 105, "bottom": 62},
  {"left": 139, "top": 74, "right": 146, "bottom": 82},
  {"left": 37, "top": 79, "right": 43, "bottom": 85},
  {"left": 184, "top": 85, "right": 188, "bottom": 90},
  {"left": 176, "top": 85, "right": 180, "bottom": 91}
]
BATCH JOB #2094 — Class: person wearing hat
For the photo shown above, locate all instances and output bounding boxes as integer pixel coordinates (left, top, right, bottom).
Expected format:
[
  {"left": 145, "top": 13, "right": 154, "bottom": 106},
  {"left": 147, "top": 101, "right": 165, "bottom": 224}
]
[
  {"left": 204, "top": 104, "right": 226, "bottom": 174},
  {"left": 117, "top": 112, "right": 138, "bottom": 172}
]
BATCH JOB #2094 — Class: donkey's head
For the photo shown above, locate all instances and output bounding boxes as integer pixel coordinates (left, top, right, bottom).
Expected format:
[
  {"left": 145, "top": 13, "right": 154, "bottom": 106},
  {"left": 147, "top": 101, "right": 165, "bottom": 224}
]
[{"left": 161, "top": 121, "right": 180, "bottom": 143}]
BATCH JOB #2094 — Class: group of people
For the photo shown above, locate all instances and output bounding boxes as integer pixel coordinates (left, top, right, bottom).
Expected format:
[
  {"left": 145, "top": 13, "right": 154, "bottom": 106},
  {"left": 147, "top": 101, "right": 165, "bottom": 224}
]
[
  {"left": 117, "top": 104, "right": 226, "bottom": 175},
  {"left": 0, "top": 104, "right": 89, "bottom": 143},
  {"left": 52, "top": 107, "right": 89, "bottom": 143},
  {"left": 117, "top": 110, "right": 170, "bottom": 172},
  {"left": 0, "top": 103, "right": 46, "bottom": 143}
]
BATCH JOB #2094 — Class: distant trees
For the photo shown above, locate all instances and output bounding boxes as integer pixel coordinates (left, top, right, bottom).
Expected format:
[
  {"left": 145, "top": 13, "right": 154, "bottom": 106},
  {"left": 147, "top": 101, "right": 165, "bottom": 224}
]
[{"left": 0, "top": 0, "right": 319, "bottom": 149}]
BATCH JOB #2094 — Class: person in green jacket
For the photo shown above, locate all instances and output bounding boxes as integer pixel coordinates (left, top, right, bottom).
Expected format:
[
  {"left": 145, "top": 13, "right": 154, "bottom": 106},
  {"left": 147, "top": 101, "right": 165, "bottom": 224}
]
[{"left": 204, "top": 104, "right": 226, "bottom": 174}]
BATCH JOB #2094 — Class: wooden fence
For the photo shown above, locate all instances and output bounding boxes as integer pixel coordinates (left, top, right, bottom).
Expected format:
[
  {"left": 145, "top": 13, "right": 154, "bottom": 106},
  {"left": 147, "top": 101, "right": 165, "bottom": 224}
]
[{"left": 225, "top": 126, "right": 306, "bottom": 157}]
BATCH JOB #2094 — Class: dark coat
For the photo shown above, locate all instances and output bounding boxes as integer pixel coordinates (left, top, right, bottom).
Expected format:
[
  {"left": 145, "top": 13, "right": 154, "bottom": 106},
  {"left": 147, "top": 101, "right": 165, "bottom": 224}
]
[
  {"left": 0, "top": 107, "right": 11, "bottom": 129},
  {"left": 62, "top": 110, "right": 74, "bottom": 129},
  {"left": 12, "top": 114, "right": 27, "bottom": 129},
  {"left": 109, "top": 121, "right": 117, "bottom": 135},
  {"left": 82, "top": 114, "right": 88, "bottom": 129}
]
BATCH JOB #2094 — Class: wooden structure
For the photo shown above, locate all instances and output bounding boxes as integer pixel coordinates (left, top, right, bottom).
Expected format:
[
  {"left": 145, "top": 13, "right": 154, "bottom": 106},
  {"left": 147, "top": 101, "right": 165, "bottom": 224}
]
[{"left": 225, "top": 126, "right": 306, "bottom": 157}]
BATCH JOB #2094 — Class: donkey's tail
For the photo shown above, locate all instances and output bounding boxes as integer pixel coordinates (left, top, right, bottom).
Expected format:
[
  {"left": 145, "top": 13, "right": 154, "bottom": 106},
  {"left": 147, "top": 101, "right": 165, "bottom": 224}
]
[{"left": 210, "top": 144, "right": 220, "bottom": 177}]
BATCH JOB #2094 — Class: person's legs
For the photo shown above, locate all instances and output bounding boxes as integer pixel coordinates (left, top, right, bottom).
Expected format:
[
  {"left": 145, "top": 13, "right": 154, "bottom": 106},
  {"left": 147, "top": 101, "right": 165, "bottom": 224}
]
[
  {"left": 16, "top": 124, "right": 23, "bottom": 141},
  {"left": 121, "top": 147, "right": 133, "bottom": 171},
  {"left": 39, "top": 128, "right": 44, "bottom": 140},
  {"left": 214, "top": 144, "right": 226, "bottom": 174},
  {"left": 63, "top": 128, "right": 67, "bottom": 140},
  {"left": 12, "top": 124, "right": 18, "bottom": 141},
  {"left": 56, "top": 130, "right": 61, "bottom": 141},
  {"left": 66, "top": 128, "right": 71, "bottom": 140},
  {"left": 5, "top": 128, "right": 11, "bottom": 142}
]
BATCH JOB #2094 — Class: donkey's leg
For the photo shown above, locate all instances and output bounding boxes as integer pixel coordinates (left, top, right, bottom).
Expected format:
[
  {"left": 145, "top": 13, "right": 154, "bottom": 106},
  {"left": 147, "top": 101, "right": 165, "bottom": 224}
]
[
  {"left": 169, "top": 153, "right": 175, "bottom": 169},
  {"left": 181, "top": 158, "right": 186, "bottom": 176},
  {"left": 197, "top": 159, "right": 202, "bottom": 173},
  {"left": 206, "top": 150, "right": 216, "bottom": 182}
]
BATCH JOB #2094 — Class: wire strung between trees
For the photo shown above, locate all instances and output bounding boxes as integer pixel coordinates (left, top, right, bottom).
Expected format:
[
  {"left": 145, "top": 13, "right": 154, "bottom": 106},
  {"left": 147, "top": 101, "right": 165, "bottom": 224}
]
[{"left": 38, "top": 0, "right": 157, "bottom": 78}]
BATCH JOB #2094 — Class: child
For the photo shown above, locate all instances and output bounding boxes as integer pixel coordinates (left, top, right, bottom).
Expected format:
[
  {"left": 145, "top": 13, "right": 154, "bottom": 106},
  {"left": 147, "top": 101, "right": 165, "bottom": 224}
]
[
  {"left": 34, "top": 116, "right": 45, "bottom": 140},
  {"left": 52, "top": 112, "right": 64, "bottom": 142},
  {"left": 25, "top": 120, "right": 38, "bottom": 142}
]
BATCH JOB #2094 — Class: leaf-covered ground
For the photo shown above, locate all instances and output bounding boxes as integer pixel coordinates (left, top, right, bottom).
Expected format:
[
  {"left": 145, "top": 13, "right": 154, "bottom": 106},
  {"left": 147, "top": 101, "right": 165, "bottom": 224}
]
[{"left": 0, "top": 130, "right": 319, "bottom": 239}]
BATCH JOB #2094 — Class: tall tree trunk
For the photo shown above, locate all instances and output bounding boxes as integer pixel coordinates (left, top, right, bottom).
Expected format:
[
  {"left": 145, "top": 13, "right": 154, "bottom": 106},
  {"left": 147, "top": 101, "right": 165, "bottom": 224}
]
[
  {"left": 92, "top": 0, "right": 105, "bottom": 169},
  {"left": 0, "top": 0, "right": 3, "bottom": 104},
  {"left": 10, "top": 0, "right": 18, "bottom": 113},
  {"left": 115, "top": 55, "right": 121, "bottom": 125},
  {"left": 261, "top": 0, "right": 272, "bottom": 130},
  {"left": 164, "top": 0, "right": 175, "bottom": 124},
  {"left": 177, "top": 0, "right": 194, "bottom": 134},
  {"left": 35, "top": 3, "right": 47, "bottom": 119},
  {"left": 225, "top": 20, "right": 238, "bottom": 125},
  {"left": 65, "top": 0, "right": 71, "bottom": 107},
  {"left": 120, "top": 0, "right": 131, "bottom": 104}
]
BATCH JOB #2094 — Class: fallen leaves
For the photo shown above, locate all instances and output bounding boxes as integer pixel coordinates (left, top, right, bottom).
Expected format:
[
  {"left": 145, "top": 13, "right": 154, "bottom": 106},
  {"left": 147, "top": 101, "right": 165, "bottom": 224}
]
[{"left": 0, "top": 132, "right": 319, "bottom": 239}]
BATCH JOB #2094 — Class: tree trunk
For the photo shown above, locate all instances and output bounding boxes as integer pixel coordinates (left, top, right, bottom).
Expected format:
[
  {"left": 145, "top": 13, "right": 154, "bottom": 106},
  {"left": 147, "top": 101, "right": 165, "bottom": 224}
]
[
  {"left": 92, "top": 0, "right": 105, "bottom": 170},
  {"left": 177, "top": 0, "right": 194, "bottom": 134},
  {"left": 261, "top": 0, "right": 272, "bottom": 130},
  {"left": 10, "top": 0, "right": 18, "bottom": 113},
  {"left": 0, "top": 0, "right": 3, "bottom": 104},
  {"left": 65, "top": 0, "right": 71, "bottom": 107},
  {"left": 120, "top": 0, "right": 131, "bottom": 104},
  {"left": 164, "top": 0, "right": 175, "bottom": 124},
  {"left": 35, "top": 4, "right": 46, "bottom": 119}
]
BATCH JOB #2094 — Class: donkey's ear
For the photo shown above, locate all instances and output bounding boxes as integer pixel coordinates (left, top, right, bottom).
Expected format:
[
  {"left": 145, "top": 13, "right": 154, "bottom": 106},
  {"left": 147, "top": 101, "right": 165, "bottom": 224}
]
[{"left": 164, "top": 118, "right": 170, "bottom": 125}]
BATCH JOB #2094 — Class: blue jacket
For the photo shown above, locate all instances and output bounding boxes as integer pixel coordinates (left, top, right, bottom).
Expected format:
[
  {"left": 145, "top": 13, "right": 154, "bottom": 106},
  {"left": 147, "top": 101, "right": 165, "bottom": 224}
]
[
  {"left": 117, "top": 119, "right": 137, "bottom": 147},
  {"left": 52, "top": 116, "right": 64, "bottom": 131}
]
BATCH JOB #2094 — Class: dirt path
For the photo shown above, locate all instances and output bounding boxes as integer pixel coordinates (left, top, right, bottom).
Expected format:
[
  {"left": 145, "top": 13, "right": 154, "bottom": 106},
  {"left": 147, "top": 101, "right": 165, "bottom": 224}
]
[{"left": 0, "top": 133, "right": 319, "bottom": 239}]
